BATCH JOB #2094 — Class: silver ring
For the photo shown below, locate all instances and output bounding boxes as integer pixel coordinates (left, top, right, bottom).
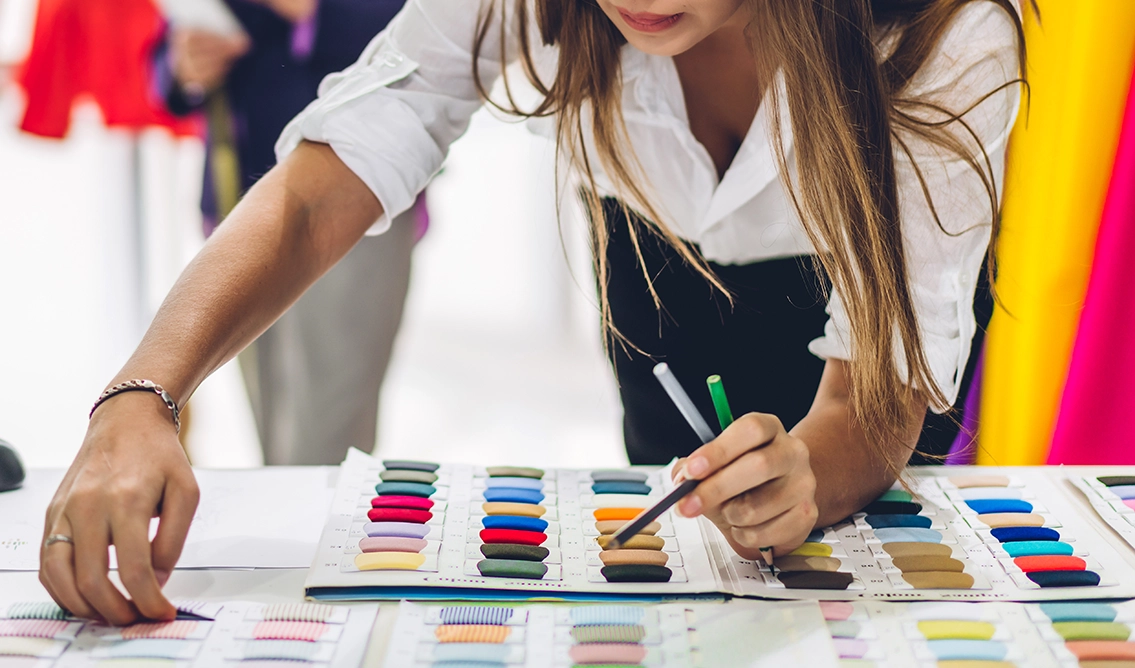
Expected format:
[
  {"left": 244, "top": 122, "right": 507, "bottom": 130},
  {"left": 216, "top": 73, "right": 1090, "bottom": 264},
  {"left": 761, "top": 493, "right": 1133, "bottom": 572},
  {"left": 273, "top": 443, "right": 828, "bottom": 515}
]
[{"left": 44, "top": 534, "right": 74, "bottom": 548}]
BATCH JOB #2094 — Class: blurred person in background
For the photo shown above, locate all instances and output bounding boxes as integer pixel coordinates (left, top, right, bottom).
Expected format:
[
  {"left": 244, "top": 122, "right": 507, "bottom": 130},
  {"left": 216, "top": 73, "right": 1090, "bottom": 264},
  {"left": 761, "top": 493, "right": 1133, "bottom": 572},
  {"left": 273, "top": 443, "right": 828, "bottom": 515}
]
[{"left": 152, "top": 0, "right": 420, "bottom": 465}]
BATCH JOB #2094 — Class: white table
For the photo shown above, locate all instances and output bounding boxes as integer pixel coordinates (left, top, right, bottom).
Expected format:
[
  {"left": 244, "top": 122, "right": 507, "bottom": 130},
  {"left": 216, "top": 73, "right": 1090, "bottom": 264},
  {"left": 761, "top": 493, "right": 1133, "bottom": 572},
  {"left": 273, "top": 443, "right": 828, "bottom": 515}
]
[{"left": 0, "top": 467, "right": 399, "bottom": 665}]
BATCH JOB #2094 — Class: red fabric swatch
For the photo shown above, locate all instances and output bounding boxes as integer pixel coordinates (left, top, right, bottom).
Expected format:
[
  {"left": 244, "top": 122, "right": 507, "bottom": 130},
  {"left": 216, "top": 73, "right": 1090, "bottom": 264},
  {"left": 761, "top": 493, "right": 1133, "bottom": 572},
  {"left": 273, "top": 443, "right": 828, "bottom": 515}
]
[
  {"left": 1014, "top": 556, "right": 1087, "bottom": 572},
  {"left": 367, "top": 508, "right": 432, "bottom": 524},
  {"left": 120, "top": 620, "right": 198, "bottom": 640},
  {"left": 0, "top": 619, "right": 70, "bottom": 638},
  {"left": 479, "top": 529, "right": 547, "bottom": 546},
  {"left": 18, "top": 0, "right": 200, "bottom": 138},
  {"left": 252, "top": 621, "right": 328, "bottom": 642},
  {"left": 371, "top": 495, "right": 434, "bottom": 511}
]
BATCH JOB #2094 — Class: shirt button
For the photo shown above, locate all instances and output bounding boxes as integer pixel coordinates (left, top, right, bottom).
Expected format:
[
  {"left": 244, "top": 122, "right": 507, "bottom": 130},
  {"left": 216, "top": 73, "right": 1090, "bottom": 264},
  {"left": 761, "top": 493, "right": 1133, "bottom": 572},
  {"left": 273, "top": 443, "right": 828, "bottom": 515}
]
[{"left": 381, "top": 52, "right": 404, "bottom": 67}]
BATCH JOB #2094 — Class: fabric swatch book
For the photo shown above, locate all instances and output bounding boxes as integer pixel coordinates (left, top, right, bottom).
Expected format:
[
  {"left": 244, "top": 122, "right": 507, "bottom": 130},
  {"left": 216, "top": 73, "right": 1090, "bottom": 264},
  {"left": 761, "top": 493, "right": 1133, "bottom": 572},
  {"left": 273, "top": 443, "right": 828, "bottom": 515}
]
[{"left": 305, "top": 450, "right": 1135, "bottom": 603}]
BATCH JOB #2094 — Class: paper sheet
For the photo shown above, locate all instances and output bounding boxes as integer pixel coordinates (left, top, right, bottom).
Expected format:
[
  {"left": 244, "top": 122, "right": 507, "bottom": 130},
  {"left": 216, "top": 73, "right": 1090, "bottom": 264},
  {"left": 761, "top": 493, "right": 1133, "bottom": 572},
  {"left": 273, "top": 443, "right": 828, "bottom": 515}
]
[{"left": 0, "top": 467, "right": 335, "bottom": 570}]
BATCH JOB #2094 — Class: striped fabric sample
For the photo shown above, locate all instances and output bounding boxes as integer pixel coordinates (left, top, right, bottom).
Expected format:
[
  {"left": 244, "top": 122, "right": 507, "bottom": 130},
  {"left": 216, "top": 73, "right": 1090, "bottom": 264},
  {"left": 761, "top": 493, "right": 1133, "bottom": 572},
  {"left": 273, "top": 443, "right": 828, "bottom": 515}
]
[
  {"left": 120, "top": 621, "right": 198, "bottom": 640},
  {"left": 434, "top": 624, "right": 511, "bottom": 643},
  {"left": 439, "top": 607, "right": 514, "bottom": 626},
  {"left": 261, "top": 603, "right": 337, "bottom": 623},
  {"left": 5, "top": 603, "right": 67, "bottom": 620},
  {"left": 570, "top": 624, "right": 647, "bottom": 643},
  {"left": 251, "top": 621, "right": 329, "bottom": 642},
  {"left": 0, "top": 619, "right": 70, "bottom": 638},
  {"left": 569, "top": 606, "right": 644, "bottom": 627},
  {"left": 172, "top": 601, "right": 218, "bottom": 619}
]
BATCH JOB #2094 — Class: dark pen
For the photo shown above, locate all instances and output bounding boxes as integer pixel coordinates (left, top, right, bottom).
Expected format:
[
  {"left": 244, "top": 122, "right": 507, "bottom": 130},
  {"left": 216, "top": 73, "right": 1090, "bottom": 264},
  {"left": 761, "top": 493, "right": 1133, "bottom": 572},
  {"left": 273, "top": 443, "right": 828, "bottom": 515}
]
[{"left": 604, "top": 363, "right": 710, "bottom": 550}]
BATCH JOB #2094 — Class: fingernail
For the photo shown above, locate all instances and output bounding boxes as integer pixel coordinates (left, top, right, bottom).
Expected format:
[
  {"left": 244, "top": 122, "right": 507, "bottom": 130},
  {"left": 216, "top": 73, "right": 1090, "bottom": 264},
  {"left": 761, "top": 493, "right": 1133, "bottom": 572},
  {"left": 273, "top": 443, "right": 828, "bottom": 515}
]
[
  {"left": 679, "top": 495, "right": 702, "bottom": 518},
  {"left": 686, "top": 456, "right": 708, "bottom": 478},
  {"left": 155, "top": 569, "right": 170, "bottom": 587}
]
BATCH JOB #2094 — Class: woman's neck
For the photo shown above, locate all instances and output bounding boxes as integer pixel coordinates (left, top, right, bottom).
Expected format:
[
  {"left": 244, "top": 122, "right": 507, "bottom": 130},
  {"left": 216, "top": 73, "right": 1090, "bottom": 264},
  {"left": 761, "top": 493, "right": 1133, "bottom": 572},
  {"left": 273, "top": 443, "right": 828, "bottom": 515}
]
[{"left": 672, "top": 13, "right": 762, "bottom": 180}]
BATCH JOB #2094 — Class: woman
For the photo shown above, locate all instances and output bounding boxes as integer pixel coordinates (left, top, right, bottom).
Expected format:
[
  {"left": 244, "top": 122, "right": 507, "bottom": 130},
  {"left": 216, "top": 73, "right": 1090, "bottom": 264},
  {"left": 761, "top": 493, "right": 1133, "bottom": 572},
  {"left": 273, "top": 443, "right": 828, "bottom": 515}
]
[{"left": 40, "top": 0, "right": 1024, "bottom": 623}]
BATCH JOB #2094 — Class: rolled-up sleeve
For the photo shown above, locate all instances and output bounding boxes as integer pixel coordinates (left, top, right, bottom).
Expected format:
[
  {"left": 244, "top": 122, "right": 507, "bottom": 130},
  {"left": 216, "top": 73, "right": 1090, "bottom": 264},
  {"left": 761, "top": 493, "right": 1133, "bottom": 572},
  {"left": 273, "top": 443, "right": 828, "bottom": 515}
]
[
  {"left": 808, "top": 1, "right": 1021, "bottom": 411},
  {"left": 276, "top": 0, "right": 513, "bottom": 234}
]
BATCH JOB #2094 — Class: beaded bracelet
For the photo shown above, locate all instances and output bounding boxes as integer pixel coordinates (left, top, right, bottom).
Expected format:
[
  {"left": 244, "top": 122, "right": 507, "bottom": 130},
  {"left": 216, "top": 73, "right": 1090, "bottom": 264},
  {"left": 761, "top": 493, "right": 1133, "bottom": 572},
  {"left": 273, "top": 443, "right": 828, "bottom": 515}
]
[{"left": 89, "top": 380, "right": 181, "bottom": 433}]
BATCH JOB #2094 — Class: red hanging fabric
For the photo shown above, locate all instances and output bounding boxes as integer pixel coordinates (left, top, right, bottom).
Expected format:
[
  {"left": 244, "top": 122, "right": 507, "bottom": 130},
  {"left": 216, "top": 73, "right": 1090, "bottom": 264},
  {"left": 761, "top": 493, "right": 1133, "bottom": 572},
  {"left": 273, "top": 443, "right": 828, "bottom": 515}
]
[{"left": 17, "top": 0, "right": 199, "bottom": 138}]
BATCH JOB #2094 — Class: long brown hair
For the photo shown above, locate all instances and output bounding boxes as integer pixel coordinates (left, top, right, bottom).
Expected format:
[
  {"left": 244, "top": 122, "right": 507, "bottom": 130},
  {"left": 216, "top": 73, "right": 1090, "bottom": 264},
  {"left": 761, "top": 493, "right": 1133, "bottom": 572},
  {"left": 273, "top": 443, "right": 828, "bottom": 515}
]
[{"left": 474, "top": 0, "right": 1028, "bottom": 463}]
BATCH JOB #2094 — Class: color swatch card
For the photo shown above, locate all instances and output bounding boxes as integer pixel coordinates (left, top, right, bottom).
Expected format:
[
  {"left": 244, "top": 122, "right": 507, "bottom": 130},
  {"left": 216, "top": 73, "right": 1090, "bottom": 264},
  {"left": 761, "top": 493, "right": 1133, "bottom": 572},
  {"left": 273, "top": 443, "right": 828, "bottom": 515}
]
[
  {"left": 306, "top": 449, "right": 719, "bottom": 599},
  {"left": 1070, "top": 470, "right": 1135, "bottom": 554},
  {"left": 716, "top": 466, "right": 1135, "bottom": 601},
  {"left": 822, "top": 599, "right": 1135, "bottom": 667},
  {"left": 379, "top": 600, "right": 838, "bottom": 667},
  {"left": 0, "top": 600, "right": 376, "bottom": 667},
  {"left": 308, "top": 453, "right": 1135, "bottom": 602}
]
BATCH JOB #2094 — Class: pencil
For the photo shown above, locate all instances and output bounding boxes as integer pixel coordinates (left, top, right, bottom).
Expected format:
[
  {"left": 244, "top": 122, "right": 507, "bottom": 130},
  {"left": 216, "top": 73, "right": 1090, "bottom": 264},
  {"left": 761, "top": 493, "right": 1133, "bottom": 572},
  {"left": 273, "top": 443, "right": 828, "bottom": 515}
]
[
  {"left": 654, "top": 363, "right": 716, "bottom": 443},
  {"left": 706, "top": 374, "right": 776, "bottom": 575}
]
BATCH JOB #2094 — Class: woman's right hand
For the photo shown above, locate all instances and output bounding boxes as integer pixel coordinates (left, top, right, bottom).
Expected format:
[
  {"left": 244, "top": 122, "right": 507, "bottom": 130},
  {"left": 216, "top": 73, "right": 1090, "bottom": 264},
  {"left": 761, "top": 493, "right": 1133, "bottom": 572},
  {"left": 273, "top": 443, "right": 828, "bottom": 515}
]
[{"left": 39, "top": 392, "right": 199, "bottom": 624}]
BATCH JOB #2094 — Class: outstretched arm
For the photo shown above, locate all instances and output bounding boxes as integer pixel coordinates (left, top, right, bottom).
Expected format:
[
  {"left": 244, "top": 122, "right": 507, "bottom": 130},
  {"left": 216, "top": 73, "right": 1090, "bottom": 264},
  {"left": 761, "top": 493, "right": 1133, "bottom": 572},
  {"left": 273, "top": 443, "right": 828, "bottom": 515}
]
[{"left": 40, "top": 141, "right": 379, "bottom": 624}]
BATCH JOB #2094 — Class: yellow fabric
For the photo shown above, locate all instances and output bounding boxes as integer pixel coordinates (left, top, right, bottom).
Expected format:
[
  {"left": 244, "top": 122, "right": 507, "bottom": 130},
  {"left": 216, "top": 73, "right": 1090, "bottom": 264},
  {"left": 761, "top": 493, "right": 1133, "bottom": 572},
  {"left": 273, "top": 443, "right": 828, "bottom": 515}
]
[
  {"left": 354, "top": 552, "right": 426, "bottom": 571},
  {"left": 980, "top": 0, "right": 1135, "bottom": 464},
  {"left": 788, "top": 543, "right": 834, "bottom": 558},
  {"left": 918, "top": 620, "right": 997, "bottom": 641}
]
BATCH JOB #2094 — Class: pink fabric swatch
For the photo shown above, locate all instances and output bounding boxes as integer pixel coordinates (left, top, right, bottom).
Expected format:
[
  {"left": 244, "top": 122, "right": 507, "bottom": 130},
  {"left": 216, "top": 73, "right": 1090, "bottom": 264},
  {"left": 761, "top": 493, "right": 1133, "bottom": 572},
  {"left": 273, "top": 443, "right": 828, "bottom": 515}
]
[
  {"left": 252, "top": 621, "right": 329, "bottom": 642},
  {"left": 0, "top": 619, "right": 70, "bottom": 638},
  {"left": 819, "top": 601, "right": 855, "bottom": 621},
  {"left": 1050, "top": 66, "right": 1135, "bottom": 464},
  {"left": 832, "top": 638, "right": 869, "bottom": 659},
  {"left": 569, "top": 643, "right": 647, "bottom": 664},
  {"left": 120, "top": 620, "right": 198, "bottom": 639}
]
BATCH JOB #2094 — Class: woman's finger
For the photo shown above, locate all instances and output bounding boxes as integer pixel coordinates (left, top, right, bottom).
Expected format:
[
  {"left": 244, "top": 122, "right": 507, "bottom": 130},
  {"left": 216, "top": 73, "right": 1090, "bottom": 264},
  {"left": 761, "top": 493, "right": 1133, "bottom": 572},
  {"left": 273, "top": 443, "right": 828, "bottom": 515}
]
[
  {"left": 728, "top": 500, "right": 818, "bottom": 558},
  {"left": 717, "top": 474, "right": 796, "bottom": 528},
  {"left": 151, "top": 473, "right": 200, "bottom": 591},
  {"left": 679, "top": 446, "right": 794, "bottom": 518},
  {"left": 110, "top": 510, "right": 176, "bottom": 621},
  {"left": 71, "top": 509, "right": 138, "bottom": 626},
  {"left": 39, "top": 513, "right": 96, "bottom": 619},
  {"left": 681, "top": 413, "right": 783, "bottom": 481}
]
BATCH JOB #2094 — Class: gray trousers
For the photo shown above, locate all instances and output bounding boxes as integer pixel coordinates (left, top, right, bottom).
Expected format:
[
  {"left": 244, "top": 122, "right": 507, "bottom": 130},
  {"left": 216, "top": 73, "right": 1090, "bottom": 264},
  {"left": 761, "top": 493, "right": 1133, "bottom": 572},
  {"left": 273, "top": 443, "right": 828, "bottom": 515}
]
[{"left": 239, "top": 211, "right": 415, "bottom": 465}]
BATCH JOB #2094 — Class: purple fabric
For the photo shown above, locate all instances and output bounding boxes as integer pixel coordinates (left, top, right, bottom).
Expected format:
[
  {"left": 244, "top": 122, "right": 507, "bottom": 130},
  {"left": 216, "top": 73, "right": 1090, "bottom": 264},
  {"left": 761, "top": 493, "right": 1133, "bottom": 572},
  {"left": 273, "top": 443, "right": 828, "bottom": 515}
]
[
  {"left": 945, "top": 347, "right": 985, "bottom": 465},
  {"left": 290, "top": 6, "right": 318, "bottom": 60},
  {"left": 150, "top": 0, "right": 407, "bottom": 234},
  {"left": 363, "top": 522, "right": 431, "bottom": 539},
  {"left": 412, "top": 191, "right": 429, "bottom": 241},
  {"left": 832, "top": 638, "right": 868, "bottom": 659}
]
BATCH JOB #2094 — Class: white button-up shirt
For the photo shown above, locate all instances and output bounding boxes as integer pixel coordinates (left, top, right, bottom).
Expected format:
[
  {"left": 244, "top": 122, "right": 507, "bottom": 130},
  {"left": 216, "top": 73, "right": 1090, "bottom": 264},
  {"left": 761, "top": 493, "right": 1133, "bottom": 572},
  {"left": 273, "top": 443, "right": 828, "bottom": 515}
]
[{"left": 278, "top": 0, "right": 1021, "bottom": 411}]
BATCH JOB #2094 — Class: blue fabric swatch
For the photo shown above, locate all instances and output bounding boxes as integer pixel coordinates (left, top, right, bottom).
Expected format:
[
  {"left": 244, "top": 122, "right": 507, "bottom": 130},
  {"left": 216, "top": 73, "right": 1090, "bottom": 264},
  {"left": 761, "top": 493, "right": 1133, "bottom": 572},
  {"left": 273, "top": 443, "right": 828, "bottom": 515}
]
[
  {"left": 482, "top": 515, "right": 549, "bottom": 533},
  {"left": 483, "top": 488, "right": 545, "bottom": 504}
]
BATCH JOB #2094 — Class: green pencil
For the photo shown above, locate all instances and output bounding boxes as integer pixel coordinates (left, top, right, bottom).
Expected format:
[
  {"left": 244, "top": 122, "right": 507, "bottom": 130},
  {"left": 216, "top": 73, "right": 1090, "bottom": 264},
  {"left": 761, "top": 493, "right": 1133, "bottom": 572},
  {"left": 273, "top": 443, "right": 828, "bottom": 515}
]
[
  {"left": 706, "top": 375, "right": 734, "bottom": 430},
  {"left": 706, "top": 374, "right": 776, "bottom": 575}
]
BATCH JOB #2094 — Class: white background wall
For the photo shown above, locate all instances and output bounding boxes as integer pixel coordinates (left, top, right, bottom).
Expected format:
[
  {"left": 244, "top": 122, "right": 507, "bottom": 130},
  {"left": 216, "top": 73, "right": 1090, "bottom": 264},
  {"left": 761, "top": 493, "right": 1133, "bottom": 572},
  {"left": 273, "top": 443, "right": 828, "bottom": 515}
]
[{"left": 0, "top": 0, "right": 626, "bottom": 471}]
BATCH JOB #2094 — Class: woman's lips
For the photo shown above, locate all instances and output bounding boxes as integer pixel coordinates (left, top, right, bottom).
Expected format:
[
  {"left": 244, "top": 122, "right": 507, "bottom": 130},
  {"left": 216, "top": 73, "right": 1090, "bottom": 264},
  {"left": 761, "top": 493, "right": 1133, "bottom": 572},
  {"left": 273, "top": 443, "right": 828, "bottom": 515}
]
[{"left": 617, "top": 9, "right": 683, "bottom": 33}]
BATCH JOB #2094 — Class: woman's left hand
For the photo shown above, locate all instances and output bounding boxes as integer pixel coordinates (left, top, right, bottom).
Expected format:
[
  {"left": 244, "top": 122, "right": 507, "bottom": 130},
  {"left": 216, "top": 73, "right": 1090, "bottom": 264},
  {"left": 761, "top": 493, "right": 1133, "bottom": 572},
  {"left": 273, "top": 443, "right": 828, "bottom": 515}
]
[{"left": 674, "top": 413, "right": 818, "bottom": 560}]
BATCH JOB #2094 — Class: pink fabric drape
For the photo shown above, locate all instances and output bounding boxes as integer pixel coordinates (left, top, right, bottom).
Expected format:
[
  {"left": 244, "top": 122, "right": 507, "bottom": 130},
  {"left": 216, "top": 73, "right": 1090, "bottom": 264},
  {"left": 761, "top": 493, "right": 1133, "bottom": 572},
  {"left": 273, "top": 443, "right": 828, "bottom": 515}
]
[{"left": 1049, "top": 68, "right": 1135, "bottom": 464}]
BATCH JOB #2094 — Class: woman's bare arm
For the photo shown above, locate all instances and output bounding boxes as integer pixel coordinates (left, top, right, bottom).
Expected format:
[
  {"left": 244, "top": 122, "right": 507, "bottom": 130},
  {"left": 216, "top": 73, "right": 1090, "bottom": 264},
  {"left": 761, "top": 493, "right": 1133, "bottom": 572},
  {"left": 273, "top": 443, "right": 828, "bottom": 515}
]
[
  {"left": 40, "top": 142, "right": 382, "bottom": 624},
  {"left": 792, "top": 360, "right": 925, "bottom": 528}
]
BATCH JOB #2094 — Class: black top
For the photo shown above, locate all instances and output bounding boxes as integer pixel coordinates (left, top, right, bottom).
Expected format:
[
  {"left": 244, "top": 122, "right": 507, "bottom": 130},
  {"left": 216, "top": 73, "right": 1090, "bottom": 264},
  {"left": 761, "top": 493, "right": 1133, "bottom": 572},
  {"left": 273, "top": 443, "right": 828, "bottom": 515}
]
[{"left": 598, "top": 198, "right": 991, "bottom": 465}]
